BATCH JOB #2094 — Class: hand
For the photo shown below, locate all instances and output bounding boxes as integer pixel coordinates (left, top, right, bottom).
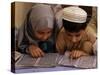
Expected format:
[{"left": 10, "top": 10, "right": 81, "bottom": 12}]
[
  {"left": 69, "top": 50, "right": 88, "bottom": 59},
  {"left": 28, "top": 45, "right": 45, "bottom": 58}
]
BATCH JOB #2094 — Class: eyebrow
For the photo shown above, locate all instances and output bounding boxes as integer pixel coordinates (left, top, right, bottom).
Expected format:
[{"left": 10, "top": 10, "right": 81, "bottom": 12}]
[{"left": 66, "top": 31, "right": 81, "bottom": 36}]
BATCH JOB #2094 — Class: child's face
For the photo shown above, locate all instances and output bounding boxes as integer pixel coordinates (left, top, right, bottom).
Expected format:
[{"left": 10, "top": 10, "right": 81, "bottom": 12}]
[
  {"left": 65, "top": 30, "right": 85, "bottom": 43},
  {"left": 34, "top": 28, "right": 52, "bottom": 41}
]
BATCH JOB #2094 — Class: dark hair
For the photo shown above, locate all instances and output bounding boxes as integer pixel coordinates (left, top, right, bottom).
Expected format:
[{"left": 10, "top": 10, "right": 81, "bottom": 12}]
[{"left": 63, "top": 19, "right": 88, "bottom": 32}]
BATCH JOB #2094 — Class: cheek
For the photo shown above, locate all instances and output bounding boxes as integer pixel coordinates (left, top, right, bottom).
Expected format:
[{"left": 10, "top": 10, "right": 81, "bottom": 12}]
[
  {"left": 43, "top": 33, "right": 52, "bottom": 40},
  {"left": 77, "top": 36, "right": 82, "bottom": 41},
  {"left": 34, "top": 33, "right": 42, "bottom": 39},
  {"left": 36, "top": 35, "right": 42, "bottom": 39},
  {"left": 67, "top": 35, "right": 72, "bottom": 40},
  {"left": 48, "top": 33, "right": 52, "bottom": 37}
]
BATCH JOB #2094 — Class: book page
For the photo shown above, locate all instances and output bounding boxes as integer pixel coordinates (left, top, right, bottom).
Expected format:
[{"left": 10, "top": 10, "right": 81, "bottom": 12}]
[
  {"left": 15, "top": 51, "right": 22, "bottom": 61},
  {"left": 74, "top": 55, "right": 97, "bottom": 69},
  {"left": 16, "top": 54, "right": 37, "bottom": 67},
  {"left": 58, "top": 51, "right": 77, "bottom": 67},
  {"left": 34, "top": 53, "right": 59, "bottom": 67}
]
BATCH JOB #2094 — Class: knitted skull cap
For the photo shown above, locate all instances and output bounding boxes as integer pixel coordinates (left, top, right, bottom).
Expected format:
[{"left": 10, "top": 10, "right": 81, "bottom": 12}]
[{"left": 62, "top": 6, "right": 87, "bottom": 23}]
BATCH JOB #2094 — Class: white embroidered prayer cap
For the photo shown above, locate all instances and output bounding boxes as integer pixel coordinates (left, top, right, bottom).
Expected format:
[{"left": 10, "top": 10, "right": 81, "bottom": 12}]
[{"left": 62, "top": 6, "right": 87, "bottom": 23}]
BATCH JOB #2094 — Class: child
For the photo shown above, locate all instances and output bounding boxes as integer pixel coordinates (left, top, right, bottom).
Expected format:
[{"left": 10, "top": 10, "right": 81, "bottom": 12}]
[
  {"left": 17, "top": 4, "right": 59, "bottom": 58},
  {"left": 56, "top": 6, "right": 97, "bottom": 59}
]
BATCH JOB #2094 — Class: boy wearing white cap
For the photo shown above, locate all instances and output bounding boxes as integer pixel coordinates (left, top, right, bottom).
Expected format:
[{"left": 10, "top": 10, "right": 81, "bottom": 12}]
[{"left": 56, "top": 6, "right": 96, "bottom": 59}]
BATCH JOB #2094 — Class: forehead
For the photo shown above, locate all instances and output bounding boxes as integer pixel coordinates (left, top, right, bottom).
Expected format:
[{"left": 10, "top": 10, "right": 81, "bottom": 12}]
[
  {"left": 36, "top": 28, "right": 52, "bottom": 32},
  {"left": 66, "top": 30, "right": 84, "bottom": 35}
]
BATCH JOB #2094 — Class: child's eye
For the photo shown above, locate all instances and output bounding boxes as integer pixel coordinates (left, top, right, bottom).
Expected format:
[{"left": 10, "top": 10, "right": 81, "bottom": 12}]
[
  {"left": 75, "top": 34, "right": 80, "bottom": 37},
  {"left": 67, "top": 33, "right": 72, "bottom": 36},
  {"left": 38, "top": 32, "right": 44, "bottom": 35},
  {"left": 47, "top": 31, "right": 51, "bottom": 34}
]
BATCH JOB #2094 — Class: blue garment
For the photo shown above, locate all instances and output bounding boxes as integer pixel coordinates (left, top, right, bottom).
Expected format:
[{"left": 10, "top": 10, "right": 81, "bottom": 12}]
[{"left": 38, "top": 41, "right": 56, "bottom": 53}]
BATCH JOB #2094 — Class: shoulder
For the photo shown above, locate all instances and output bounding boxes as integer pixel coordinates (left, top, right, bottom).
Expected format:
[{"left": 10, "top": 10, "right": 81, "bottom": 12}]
[
  {"left": 85, "top": 25, "right": 97, "bottom": 43},
  {"left": 85, "top": 25, "right": 97, "bottom": 38}
]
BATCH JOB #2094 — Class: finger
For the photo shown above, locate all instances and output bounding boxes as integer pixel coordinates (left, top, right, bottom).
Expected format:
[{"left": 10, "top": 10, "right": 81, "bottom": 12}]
[
  {"left": 71, "top": 51, "right": 76, "bottom": 59},
  {"left": 28, "top": 46, "right": 36, "bottom": 57},
  {"left": 30, "top": 50, "right": 36, "bottom": 57},
  {"left": 74, "top": 51, "right": 81, "bottom": 58},
  {"left": 35, "top": 49, "right": 42, "bottom": 57},
  {"left": 71, "top": 50, "right": 79, "bottom": 59},
  {"left": 38, "top": 49, "right": 45, "bottom": 56},
  {"left": 69, "top": 51, "right": 74, "bottom": 59},
  {"left": 32, "top": 50, "right": 40, "bottom": 58},
  {"left": 75, "top": 51, "right": 87, "bottom": 58},
  {"left": 29, "top": 45, "right": 41, "bottom": 58},
  {"left": 31, "top": 50, "right": 37, "bottom": 58}
]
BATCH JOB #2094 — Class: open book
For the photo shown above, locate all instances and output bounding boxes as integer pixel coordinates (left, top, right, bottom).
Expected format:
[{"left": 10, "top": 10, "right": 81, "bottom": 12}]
[
  {"left": 58, "top": 52, "right": 97, "bottom": 69},
  {"left": 16, "top": 51, "right": 97, "bottom": 69},
  {"left": 16, "top": 53, "right": 59, "bottom": 68}
]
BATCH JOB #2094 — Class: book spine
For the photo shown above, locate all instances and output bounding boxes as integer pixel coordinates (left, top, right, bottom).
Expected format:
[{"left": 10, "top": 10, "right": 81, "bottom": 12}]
[{"left": 11, "top": 2, "right": 16, "bottom": 73}]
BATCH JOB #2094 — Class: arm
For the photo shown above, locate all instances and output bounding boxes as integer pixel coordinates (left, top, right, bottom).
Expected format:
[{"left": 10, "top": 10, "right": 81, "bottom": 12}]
[
  {"left": 18, "top": 37, "right": 44, "bottom": 57},
  {"left": 70, "top": 26, "right": 97, "bottom": 59},
  {"left": 17, "top": 36, "right": 29, "bottom": 54},
  {"left": 83, "top": 26, "right": 97, "bottom": 55}
]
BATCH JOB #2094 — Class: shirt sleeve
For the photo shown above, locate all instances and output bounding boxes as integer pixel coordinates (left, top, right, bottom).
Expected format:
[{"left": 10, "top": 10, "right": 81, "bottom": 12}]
[
  {"left": 81, "top": 26, "right": 97, "bottom": 55},
  {"left": 17, "top": 36, "right": 29, "bottom": 54}
]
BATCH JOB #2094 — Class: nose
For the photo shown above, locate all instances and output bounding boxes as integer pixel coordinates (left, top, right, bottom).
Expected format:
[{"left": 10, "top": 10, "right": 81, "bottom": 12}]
[
  {"left": 42, "top": 35, "right": 48, "bottom": 41},
  {"left": 72, "top": 36, "right": 77, "bottom": 43}
]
